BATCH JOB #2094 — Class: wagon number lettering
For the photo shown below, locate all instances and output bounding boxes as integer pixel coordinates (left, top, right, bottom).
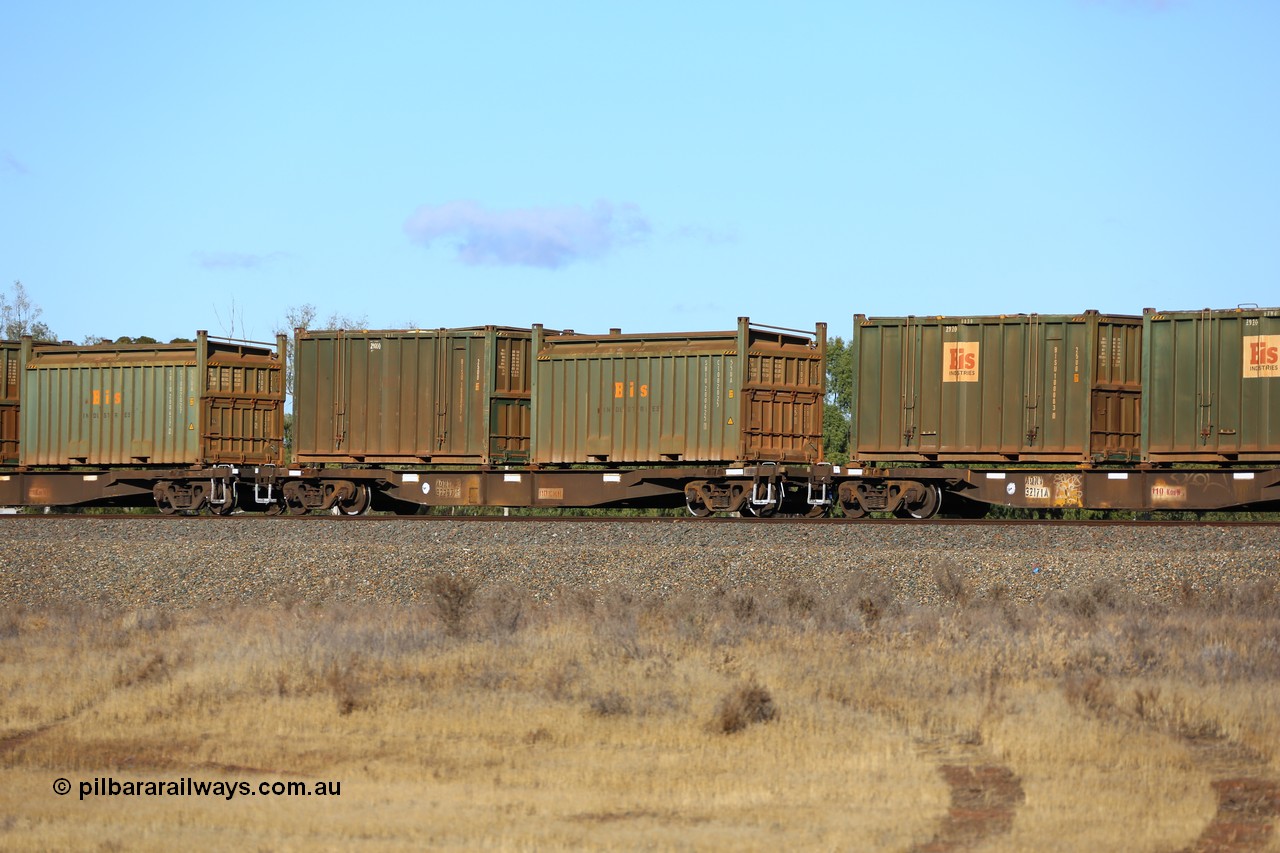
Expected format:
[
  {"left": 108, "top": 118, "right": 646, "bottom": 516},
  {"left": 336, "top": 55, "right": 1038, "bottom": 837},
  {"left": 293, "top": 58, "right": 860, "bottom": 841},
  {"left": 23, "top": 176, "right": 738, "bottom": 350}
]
[{"left": 1024, "top": 475, "right": 1050, "bottom": 500}]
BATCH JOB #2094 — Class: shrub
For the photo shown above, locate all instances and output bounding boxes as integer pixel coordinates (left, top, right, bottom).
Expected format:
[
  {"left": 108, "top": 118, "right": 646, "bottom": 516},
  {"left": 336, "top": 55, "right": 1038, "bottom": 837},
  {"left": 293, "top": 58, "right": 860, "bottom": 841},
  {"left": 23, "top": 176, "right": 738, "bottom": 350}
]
[
  {"left": 713, "top": 683, "right": 778, "bottom": 734},
  {"left": 427, "top": 573, "right": 478, "bottom": 638}
]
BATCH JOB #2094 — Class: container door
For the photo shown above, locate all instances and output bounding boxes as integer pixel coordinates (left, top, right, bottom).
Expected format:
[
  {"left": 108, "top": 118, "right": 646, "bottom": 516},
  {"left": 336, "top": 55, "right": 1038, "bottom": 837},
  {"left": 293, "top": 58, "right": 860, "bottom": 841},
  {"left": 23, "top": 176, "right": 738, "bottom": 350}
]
[
  {"left": 1089, "top": 319, "right": 1142, "bottom": 460},
  {"left": 903, "top": 319, "right": 928, "bottom": 451},
  {"left": 0, "top": 345, "right": 19, "bottom": 463},
  {"left": 433, "top": 333, "right": 486, "bottom": 460},
  {"left": 1022, "top": 317, "right": 1085, "bottom": 457},
  {"left": 1022, "top": 316, "right": 1044, "bottom": 451},
  {"left": 488, "top": 333, "right": 531, "bottom": 463},
  {"left": 202, "top": 355, "right": 284, "bottom": 465},
  {"left": 743, "top": 329, "right": 823, "bottom": 462}
]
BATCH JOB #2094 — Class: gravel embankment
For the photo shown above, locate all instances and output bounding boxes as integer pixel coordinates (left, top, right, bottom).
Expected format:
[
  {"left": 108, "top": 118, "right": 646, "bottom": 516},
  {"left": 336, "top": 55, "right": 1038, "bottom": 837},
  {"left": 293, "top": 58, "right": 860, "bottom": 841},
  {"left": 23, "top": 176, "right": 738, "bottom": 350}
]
[{"left": 1, "top": 517, "right": 1277, "bottom": 609}]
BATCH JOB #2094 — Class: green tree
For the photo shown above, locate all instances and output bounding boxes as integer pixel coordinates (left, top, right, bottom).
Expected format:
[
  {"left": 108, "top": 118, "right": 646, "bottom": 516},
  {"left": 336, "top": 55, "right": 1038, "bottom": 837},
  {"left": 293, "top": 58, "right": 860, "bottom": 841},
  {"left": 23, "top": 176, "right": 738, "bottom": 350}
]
[
  {"left": 274, "top": 305, "right": 369, "bottom": 460},
  {"left": 823, "top": 336, "right": 852, "bottom": 464},
  {"left": 273, "top": 304, "right": 369, "bottom": 398},
  {"left": 1, "top": 281, "right": 57, "bottom": 341}
]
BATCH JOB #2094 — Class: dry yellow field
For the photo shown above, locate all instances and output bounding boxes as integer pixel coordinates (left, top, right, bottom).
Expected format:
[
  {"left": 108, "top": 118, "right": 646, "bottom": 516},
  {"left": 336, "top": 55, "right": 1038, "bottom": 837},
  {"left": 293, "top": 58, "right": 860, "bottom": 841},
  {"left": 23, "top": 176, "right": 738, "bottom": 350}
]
[{"left": 2, "top": 573, "right": 1278, "bottom": 851}]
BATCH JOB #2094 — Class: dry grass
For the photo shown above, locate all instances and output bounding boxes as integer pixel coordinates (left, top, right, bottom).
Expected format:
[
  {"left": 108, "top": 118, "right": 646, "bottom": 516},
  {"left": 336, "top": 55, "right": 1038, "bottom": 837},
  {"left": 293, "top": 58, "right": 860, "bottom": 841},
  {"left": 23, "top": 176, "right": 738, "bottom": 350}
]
[{"left": 1, "top": 572, "right": 1279, "bottom": 851}]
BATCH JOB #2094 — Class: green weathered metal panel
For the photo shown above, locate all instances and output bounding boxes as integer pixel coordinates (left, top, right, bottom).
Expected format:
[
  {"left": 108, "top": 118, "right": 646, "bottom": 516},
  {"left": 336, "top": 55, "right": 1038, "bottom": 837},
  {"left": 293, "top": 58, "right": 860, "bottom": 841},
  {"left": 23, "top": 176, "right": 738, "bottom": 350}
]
[
  {"left": 851, "top": 312, "right": 1142, "bottom": 463},
  {"left": 292, "top": 327, "right": 536, "bottom": 465},
  {"left": 1142, "top": 307, "right": 1280, "bottom": 462},
  {"left": 532, "top": 318, "right": 825, "bottom": 465},
  {"left": 20, "top": 333, "right": 284, "bottom": 467}
]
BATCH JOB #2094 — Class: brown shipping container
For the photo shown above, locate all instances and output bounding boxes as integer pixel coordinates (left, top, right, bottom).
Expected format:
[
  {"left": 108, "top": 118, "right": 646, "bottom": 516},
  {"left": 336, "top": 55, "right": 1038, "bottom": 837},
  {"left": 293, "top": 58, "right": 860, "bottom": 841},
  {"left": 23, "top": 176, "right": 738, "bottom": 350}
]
[
  {"left": 0, "top": 341, "right": 24, "bottom": 464},
  {"left": 20, "top": 333, "right": 285, "bottom": 467},
  {"left": 1142, "top": 306, "right": 1280, "bottom": 462},
  {"left": 292, "top": 327, "right": 538, "bottom": 464},
  {"left": 852, "top": 312, "right": 1142, "bottom": 463},
  {"left": 532, "top": 318, "right": 825, "bottom": 465}
]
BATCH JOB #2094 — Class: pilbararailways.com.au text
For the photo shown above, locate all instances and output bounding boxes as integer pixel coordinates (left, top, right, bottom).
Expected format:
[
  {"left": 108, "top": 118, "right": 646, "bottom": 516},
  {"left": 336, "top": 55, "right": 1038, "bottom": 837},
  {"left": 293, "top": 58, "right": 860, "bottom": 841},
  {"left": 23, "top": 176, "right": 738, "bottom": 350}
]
[{"left": 62, "top": 777, "right": 341, "bottom": 801}]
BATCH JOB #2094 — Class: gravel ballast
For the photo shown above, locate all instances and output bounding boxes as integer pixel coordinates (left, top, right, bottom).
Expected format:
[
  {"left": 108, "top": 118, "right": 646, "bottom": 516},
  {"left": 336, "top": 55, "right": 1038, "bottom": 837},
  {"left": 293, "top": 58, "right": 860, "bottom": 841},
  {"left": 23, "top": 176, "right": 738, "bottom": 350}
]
[{"left": 1, "top": 517, "right": 1277, "bottom": 610}]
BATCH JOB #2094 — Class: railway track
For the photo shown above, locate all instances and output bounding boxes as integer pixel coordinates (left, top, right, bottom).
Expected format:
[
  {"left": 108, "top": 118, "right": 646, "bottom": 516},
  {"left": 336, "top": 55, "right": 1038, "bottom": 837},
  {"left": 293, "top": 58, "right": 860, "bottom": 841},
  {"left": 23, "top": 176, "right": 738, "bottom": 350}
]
[{"left": 6, "top": 512, "right": 1279, "bottom": 528}]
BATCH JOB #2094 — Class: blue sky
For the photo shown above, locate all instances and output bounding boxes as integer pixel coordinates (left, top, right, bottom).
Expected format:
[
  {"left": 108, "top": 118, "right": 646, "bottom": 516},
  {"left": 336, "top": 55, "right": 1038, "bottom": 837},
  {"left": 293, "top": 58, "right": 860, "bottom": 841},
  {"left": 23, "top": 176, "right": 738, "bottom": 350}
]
[{"left": 2, "top": 1, "right": 1277, "bottom": 345}]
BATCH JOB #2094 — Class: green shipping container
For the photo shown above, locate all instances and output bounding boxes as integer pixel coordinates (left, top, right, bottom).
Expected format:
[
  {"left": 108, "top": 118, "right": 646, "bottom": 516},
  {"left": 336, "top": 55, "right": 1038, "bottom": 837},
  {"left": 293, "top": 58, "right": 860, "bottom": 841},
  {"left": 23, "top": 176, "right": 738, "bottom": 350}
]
[
  {"left": 292, "top": 327, "right": 538, "bottom": 465},
  {"left": 21, "top": 333, "right": 285, "bottom": 467},
  {"left": 532, "top": 318, "right": 825, "bottom": 465},
  {"left": 1142, "top": 307, "right": 1280, "bottom": 462},
  {"left": 852, "top": 312, "right": 1142, "bottom": 463}
]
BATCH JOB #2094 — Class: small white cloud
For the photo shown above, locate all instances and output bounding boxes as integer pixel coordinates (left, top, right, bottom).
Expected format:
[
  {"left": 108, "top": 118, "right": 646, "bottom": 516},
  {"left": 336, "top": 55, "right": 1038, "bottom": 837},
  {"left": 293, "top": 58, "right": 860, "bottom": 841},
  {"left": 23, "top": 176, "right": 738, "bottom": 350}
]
[
  {"left": 404, "top": 200, "right": 650, "bottom": 268},
  {"left": 672, "top": 224, "right": 738, "bottom": 246},
  {"left": 193, "top": 251, "right": 288, "bottom": 271},
  {"left": 2, "top": 151, "right": 30, "bottom": 175}
]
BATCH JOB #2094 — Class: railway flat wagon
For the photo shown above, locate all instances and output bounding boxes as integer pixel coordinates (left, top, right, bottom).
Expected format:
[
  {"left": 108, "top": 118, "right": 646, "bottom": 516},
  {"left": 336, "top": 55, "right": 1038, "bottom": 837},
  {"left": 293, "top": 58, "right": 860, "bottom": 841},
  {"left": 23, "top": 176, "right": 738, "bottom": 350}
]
[
  {"left": 19, "top": 333, "right": 286, "bottom": 467},
  {"left": 531, "top": 318, "right": 826, "bottom": 465},
  {"left": 292, "top": 327, "right": 540, "bottom": 465},
  {"left": 852, "top": 311, "right": 1142, "bottom": 463},
  {"left": 1143, "top": 306, "right": 1280, "bottom": 463}
]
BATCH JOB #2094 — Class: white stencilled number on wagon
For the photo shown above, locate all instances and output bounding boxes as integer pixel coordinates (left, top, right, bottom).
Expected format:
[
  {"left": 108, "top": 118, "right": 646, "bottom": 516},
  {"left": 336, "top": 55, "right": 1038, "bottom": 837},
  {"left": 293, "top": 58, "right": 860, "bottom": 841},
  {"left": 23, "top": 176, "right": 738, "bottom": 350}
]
[{"left": 1025, "top": 476, "right": 1050, "bottom": 500}]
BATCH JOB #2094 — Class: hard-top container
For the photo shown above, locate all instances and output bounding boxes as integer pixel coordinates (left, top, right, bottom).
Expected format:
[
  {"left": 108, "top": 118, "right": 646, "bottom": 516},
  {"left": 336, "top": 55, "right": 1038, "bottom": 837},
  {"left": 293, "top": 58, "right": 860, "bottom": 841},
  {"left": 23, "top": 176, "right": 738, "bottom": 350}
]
[
  {"left": 292, "top": 327, "right": 539, "bottom": 465},
  {"left": 852, "top": 311, "right": 1142, "bottom": 463},
  {"left": 1142, "top": 306, "right": 1280, "bottom": 462},
  {"left": 532, "top": 318, "right": 826, "bottom": 465}
]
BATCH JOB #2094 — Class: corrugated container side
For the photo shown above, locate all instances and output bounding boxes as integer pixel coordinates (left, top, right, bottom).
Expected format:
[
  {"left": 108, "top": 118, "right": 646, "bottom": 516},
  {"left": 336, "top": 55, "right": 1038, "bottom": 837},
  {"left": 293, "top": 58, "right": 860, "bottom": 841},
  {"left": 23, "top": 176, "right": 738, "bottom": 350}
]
[
  {"left": 292, "top": 327, "right": 536, "bottom": 465},
  {"left": 1142, "top": 307, "right": 1280, "bottom": 462},
  {"left": 20, "top": 333, "right": 284, "bottom": 467},
  {"left": 532, "top": 319, "right": 824, "bottom": 465},
  {"left": 852, "top": 312, "right": 1141, "bottom": 463}
]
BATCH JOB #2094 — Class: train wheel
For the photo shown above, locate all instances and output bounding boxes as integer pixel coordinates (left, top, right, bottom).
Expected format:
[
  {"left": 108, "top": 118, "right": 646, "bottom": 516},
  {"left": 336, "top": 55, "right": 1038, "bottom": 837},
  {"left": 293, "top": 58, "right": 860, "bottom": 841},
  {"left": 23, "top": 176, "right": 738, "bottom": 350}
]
[
  {"left": 894, "top": 484, "right": 942, "bottom": 520},
  {"left": 338, "top": 484, "right": 371, "bottom": 516},
  {"left": 685, "top": 495, "right": 712, "bottom": 517},
  {"left": 837, "top": 491, "right": 868, "bottom": 519},
  {"left": 744, "top": 497, "right": 780, "bottom": 518}
]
